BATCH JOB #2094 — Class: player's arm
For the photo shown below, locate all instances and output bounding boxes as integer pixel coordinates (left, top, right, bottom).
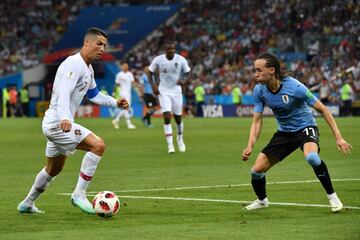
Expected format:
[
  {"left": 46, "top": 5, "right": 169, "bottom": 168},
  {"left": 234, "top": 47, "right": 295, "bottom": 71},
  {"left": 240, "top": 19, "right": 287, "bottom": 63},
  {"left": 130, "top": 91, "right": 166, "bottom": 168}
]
[
  {"left": 145, "top": 66, "right": 159, "bottom": 95},
  {"left": 177, "top": 71, "right": 192, "bottom": 87},
  {"left": 87, "top": 88, "right": 128, "bottom": 109},
  {"left": 178, "top": 58, "right": 192, "bottom": 87},
  {"left": 298, "top": 82, "right": 352, "bottom": 155},
  {"left": 242, "top": 112, "right": 263, "bottom": 161},
  {"left": 242, "top": 85, "right": 264, "bottom": 161},
  {"left": 57, "top": 67, "right": 79, "bottom": 132},
  {"left": 312, "top": 100, "right": 352, "bottom": 154},
  {"left": 87, "top": 74, "right": 128, "bottom": 109}
]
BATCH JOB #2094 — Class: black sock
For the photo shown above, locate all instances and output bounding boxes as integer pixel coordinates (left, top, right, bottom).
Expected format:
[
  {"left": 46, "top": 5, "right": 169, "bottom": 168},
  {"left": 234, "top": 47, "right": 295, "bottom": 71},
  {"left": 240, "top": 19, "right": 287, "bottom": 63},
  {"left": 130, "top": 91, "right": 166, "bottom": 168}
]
[
  {"left": 251, "top": 176, "right": 267, "bottom": 200},
  {"left": 145, "top": 114, "right": 150, "bottom": 125},
  {"left": 313, "top": 160, "right": 334, "bottom": 194}
]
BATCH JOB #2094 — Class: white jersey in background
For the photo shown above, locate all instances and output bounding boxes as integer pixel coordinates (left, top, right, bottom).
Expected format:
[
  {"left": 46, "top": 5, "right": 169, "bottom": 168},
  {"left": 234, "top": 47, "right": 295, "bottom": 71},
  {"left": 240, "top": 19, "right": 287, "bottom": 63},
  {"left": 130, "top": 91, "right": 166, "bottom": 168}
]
[
  {"left": 43, "top": 52, "right": 116, "bottom": 128},
  {"left": 115, "top": 71, "right": 134, "bottom": 101},
  {"left": 148, "top": 53, "right": 191, "bottom": 93}
]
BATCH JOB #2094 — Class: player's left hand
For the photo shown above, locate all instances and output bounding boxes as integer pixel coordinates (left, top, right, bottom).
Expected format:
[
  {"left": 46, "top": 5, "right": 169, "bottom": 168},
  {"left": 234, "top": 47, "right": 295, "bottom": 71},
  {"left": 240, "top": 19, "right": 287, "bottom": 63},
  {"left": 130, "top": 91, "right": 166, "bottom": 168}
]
[
  {"left": 117, "top": 98, "right": 129, "bottom": 109},
  {"left": 336, "top": 138, "right": 352, "bottom": 155}
]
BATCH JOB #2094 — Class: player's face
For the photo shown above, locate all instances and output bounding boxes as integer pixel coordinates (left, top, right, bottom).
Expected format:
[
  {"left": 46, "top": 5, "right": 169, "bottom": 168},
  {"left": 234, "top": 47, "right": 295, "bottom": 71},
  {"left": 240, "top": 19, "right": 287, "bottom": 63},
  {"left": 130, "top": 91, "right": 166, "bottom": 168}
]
[
  {"left": 88, "top": 35, "right": 107, "bottom": 61},
  {"left": 254, "top": 59, "right": 275, "bottom": 84},
  {"left": 122, "top": 63, "right": 129, "bottom": 72},
  {"left": 165, "top": 44, "right": 176, "bottom": 60}
]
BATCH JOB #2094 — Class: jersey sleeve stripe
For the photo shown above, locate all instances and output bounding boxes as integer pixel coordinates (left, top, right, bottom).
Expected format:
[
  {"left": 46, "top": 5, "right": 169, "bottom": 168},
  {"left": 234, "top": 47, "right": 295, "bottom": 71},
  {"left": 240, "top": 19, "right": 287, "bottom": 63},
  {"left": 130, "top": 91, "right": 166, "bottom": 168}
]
[{"left": 87, "top": 87, "right": 99, "bottom": 99}]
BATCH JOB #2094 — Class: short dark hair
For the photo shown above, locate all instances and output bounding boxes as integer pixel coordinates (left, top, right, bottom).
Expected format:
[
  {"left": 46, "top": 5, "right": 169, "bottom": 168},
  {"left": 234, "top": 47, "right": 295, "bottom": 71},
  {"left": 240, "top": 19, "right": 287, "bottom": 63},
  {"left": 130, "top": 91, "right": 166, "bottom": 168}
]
[
  {"left": 165, "top": 40, "right": 176, "bottom": 46},
  {"left": 85, "top": 27, "right": 108, "bottom": 39},
  {"left": 256, "top": 52, "right": 288, "bottom": 80}
]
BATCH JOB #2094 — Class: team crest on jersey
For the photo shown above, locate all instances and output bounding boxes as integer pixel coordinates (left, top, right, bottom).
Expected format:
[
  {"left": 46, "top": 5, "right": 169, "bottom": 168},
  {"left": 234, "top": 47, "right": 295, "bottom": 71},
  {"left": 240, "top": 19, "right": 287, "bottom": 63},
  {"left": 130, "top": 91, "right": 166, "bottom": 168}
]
[
  {"left": 282, "top": 95, "right": 289, "bottom": 104},
  {"left": 175, "top": 62, "right": 178, "bottom": 68},
  {"left": 162, "top": 68, "right": 167, "bottom": 73},
  {"left": 67, "top": 71, "right": 75, "bottom": 79},
  {"left": 74, "top": 129, "right": 82, "bottom": 136}
]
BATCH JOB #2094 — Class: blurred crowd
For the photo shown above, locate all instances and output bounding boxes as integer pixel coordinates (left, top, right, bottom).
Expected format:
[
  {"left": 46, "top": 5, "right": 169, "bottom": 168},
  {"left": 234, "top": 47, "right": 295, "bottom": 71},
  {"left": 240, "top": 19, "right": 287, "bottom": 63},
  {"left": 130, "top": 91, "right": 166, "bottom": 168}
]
[
  {"left": 125, "top": 0, "right": 360, "bottom": 106},
  {"left": 1, "top": 0, "right": 359, "bottom": 111}
]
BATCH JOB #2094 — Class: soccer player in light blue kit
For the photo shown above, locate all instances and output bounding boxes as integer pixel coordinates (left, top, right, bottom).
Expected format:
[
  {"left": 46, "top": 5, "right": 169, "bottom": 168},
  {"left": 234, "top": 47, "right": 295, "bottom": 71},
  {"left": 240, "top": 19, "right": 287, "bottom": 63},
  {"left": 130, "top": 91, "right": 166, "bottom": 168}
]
[
  {"left": 242, "top": 53, "right": 352, "bottom": 212},
  {"left": 140, "top": 67, "right": 158, "bottom": 127}
]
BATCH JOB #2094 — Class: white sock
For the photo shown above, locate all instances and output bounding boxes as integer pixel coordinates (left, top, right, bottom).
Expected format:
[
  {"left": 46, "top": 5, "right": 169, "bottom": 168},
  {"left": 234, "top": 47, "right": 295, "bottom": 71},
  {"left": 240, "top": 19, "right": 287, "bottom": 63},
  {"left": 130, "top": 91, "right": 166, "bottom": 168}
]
[
  {"left": 164, "top": 124, "right": 173, "bottom": 145},
  {"left": 114, "top": 109, "right": 124, "bottom": 122},
  {"left": 176, "top": 122, "right": 184, "bottom": 139},
  {"left": 124, "top": 110, "right": 130, "bottom": 120},
  {"left": 126, "top": 119, "right": 132, "bottom": 126},
  {"left": 73, "top": 152, "right": 102, "bottom": 198},
  {"left": 23, "top": 168, "right": 54, "bottom": 206},
  {"left": 327, "top": 192, "right": 337, "bottom": 199}
]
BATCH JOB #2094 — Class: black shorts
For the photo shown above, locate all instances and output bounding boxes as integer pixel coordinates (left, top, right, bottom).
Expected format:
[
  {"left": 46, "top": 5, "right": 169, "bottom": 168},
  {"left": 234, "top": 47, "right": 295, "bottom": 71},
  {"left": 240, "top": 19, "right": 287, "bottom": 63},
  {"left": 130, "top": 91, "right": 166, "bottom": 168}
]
[
  {"left": 143, "top": 93, "right": 158, "bottom": 108},
  {"left": 261, "top": 126, "right": 320, "bottom": 161}
]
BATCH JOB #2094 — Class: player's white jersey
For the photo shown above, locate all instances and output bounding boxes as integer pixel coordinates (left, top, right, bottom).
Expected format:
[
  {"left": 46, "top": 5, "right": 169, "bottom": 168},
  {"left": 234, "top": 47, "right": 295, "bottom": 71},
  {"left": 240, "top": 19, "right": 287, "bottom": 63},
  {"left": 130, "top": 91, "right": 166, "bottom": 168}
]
[
  {"left": 43, "top": 53, "right": 96, "bottom": 127},
  {"left": 148, "top": 53, "right": 191, "bottom": 93},
  {"left": 115, "top": 71, "right": 134, "bottom": 98}
]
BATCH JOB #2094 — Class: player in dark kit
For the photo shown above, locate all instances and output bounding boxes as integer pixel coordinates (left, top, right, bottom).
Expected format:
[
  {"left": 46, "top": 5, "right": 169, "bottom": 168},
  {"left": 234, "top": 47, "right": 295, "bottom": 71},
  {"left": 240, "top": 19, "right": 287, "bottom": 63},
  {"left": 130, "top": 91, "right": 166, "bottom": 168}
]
[
  {"left": 139, "top": 67, "right": 158, "bottom": 127},
  {"left": 242, "top": 53, "right": 352, "bottom": 212}
]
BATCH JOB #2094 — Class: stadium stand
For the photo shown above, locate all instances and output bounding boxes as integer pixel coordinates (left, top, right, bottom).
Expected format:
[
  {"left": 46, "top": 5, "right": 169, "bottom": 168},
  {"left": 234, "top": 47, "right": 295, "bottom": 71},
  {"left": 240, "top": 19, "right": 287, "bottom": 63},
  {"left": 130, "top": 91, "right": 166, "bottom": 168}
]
[{"left": 1, "top": 0, "right": 359, "bottom": 115}]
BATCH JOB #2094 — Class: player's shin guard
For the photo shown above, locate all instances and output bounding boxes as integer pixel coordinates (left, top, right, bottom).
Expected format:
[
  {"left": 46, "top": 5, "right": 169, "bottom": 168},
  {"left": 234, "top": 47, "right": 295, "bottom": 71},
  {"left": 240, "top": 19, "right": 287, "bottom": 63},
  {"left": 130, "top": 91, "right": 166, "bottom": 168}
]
[
  {"left": 74, "top": 152, "right": 102, "bottom": 196},
  {"left": 251, "top": 169, "right": 267, "bottom": 200},
  {"left": 23, "top": 168, "right": 54, "bottom": 206},
  {"left": 313, "top": 160, "right": 334, "bottom": 194}
]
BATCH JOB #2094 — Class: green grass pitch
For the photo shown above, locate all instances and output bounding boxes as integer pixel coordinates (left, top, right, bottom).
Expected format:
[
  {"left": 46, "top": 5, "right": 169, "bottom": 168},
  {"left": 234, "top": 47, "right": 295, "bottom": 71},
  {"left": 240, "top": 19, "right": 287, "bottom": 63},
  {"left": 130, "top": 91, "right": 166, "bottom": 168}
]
[{"left": 0, "top": 117, "right": 359, "bottom": 239}]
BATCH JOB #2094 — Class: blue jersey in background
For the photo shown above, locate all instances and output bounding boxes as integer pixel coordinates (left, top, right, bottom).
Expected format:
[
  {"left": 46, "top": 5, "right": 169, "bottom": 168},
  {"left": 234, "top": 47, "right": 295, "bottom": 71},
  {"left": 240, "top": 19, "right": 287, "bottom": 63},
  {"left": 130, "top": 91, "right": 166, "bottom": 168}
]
[{"left": 140, "top": 73, "right": 154, "bottom": 95}]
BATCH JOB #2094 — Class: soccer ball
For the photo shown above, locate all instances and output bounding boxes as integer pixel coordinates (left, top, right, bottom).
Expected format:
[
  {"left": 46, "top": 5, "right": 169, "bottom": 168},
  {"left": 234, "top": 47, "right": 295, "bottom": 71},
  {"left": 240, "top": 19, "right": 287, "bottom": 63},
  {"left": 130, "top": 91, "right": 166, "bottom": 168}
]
[{"left": 92, "top": 191, "right": 120, "bottom": 218}]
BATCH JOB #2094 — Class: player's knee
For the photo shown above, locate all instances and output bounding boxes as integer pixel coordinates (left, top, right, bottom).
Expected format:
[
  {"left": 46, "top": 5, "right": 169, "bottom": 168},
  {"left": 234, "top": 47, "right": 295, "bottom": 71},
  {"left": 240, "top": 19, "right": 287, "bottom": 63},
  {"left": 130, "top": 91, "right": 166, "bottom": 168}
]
[
  {"left": 305, "top": 152, "right": 321, "bottom": 167},
  {"left": 163, "top": 112, "right": 171, "bottom": 124},
  {"left": 92, "top": 138, "right": 106, "bottom": 155},
  {"left": 251, "top": 169, "right": 265, "bottom": 180}
]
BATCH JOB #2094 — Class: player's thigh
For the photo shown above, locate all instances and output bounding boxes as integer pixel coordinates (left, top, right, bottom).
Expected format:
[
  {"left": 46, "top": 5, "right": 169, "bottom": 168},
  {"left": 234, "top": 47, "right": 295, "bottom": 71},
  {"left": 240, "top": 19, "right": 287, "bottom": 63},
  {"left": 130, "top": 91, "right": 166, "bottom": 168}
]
[
  {"left": 303, "top": 142, "right": 319, "bottom": 157},
  {"left": 252, "top": 153, "right": 278, "bottom": 173},
  {"left": 261, "top": 131, "right": 299, "bottom": 161},
  {"left": 158, "top": 93, "right": 172, "bottom": 113},
  {"left": 144, "top": 94, "right": 157, "bottom": 108},
  {"left": 300, "top": 126, "right": 320, "bottom": 155},
  {"left": 171, "top": 93, "right": 183, "bottom": 116},
  {"left": 76, "top": 132, "right": 105, "bottom": 153},
  {"left": 43, "top": 123, "right": 92, "bottom": 157}
]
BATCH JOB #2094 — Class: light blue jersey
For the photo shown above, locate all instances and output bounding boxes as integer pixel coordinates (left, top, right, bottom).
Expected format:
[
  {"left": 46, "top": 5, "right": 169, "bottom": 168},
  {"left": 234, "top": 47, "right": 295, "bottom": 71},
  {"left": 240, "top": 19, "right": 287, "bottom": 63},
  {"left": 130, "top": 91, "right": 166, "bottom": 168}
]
[
  {"left": 140, "top": 73, "right": 154, "bottom": 94},
  {"left": 253, "top": 77, "right": 318, "bottom": 132}
]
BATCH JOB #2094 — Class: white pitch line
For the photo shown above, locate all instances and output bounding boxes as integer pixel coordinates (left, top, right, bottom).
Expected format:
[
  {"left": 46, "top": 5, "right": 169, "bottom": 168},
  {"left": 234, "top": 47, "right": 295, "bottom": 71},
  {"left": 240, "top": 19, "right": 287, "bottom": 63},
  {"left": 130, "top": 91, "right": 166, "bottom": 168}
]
[
  {"left": 70, "top": 178, "right": 360, "bottom": 194},
  {"left": 115, "top": 195, "right": 360, "bottom": 210}
]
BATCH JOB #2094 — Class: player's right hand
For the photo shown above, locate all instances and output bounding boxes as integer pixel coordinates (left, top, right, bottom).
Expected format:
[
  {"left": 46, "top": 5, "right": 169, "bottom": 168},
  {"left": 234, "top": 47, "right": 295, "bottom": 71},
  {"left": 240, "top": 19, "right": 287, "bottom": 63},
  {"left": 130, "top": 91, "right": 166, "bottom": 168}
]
[
  {"left": 117, "top": 98, "right": 129, "bottom": 109},
  {"left": 242, "top": 146, "right": 252, "bottom": 161},
  {"left": 60, "top": 119, "right": 72, "bottom": 133}
]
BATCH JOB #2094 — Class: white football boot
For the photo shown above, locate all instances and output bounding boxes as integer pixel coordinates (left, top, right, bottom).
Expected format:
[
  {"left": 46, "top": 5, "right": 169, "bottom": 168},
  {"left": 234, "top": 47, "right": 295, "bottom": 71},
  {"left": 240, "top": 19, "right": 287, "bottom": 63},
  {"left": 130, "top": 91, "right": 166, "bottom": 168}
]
[
  {"left": 71, "top": 193, "right": 95, "bottom": 215},
  {"left": 328, "top": 192, "right": 343, "bottom": 213},
  {"left": 244, "top": 197, "right": 269, "bottom": 210},
  {"left": 177, "top": 135, "right": 186, "bottom": 152},
  {"left": 18, "top": 201, "right": 44, "bottom": 214},
  {"left": 168, "top": 144, "right": 175, "bottom": 154},
  {"left": 112, "top": 119, "right": 119, "bottom": 129}
]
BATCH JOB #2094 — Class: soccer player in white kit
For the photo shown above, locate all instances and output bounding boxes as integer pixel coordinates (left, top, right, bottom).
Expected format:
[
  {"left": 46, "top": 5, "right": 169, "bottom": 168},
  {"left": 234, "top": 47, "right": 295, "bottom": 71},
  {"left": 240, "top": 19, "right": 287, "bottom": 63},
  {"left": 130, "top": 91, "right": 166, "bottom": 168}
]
[
  {"left": 146, "top": 41, "right": 192, "bottom": 153},
  {"left": 17, "top": 27, "right": 129, "bottom": 214},
  {"left": 112, "top": 62, "right": 136, "bottom": 129}
]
